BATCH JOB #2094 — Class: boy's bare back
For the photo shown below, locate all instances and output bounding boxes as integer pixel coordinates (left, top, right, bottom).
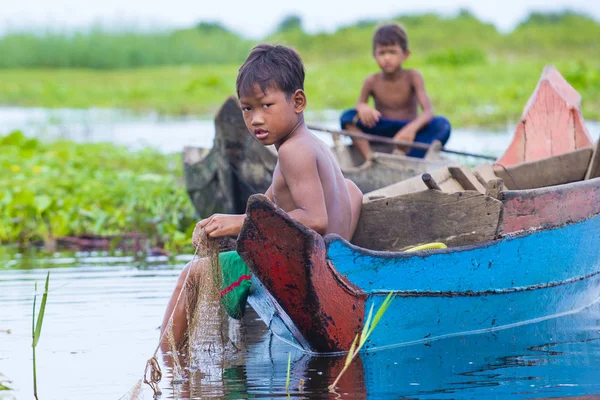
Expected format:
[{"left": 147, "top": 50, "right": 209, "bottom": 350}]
[{"left": 270, "top": 127, "right": 362, "bottom": 240}]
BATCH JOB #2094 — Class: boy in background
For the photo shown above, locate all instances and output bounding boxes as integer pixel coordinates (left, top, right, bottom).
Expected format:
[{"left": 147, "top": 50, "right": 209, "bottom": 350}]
[{"left": 340, "top": 23, "right": 451, "bottom": 161}]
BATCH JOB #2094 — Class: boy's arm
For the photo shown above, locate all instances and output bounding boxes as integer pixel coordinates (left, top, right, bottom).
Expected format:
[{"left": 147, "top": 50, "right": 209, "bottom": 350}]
[
  {"left": 197, "top": 185, "right": 274, "bottom": 239},
  {"left": 197, "top": 214, "right": 245, "bottom": 238},
  {"left": 264, "top": 185, "right": 274, "bottom": 201},
  {"left": 355, "top": 76, "right": 381, "bottom": 128},
  {"left": 278, "top": 144, "right": 328, "bottom": 235},
  {"left": 395, "top": 71, "right": 434, "bottom": 142}
]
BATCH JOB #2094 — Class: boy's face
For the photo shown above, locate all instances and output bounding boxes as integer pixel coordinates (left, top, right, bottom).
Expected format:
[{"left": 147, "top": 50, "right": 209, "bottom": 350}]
[
  {"left": 239, "top": 84, "right": 305, "bottom": 147},
  {"left": 374, "top": 44, "right": 409, "bottom": 74}
]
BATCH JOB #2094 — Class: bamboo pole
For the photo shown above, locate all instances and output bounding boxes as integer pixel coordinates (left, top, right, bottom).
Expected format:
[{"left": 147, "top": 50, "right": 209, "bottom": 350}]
[{"left": 308, "top": 124, "right": 497, "bottom": 161}]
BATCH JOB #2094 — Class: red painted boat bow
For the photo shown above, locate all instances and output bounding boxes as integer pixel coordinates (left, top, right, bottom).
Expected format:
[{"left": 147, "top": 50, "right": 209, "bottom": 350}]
[{"left": 238, "top": 194, "right": 367, "bottom": 353}]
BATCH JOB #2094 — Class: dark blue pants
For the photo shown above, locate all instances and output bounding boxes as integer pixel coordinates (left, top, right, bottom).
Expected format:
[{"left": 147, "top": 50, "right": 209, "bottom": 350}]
[{"left": 340, "top": 109, "right": 451, "bottom": 158}]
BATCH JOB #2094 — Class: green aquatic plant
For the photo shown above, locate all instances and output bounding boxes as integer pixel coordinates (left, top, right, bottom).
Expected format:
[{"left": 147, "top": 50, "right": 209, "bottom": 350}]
[
  {"left": 32, "top": 272, "right": 50, "bottom": 400},
  {"left": 0, "top": 372, "right": 12, "bottom": 391},
  {"left": 0, "top": 131, "right": 197, "bottom": 253},
  {"left": 329, "top": 292, "right": 395, "bottom": 392}
]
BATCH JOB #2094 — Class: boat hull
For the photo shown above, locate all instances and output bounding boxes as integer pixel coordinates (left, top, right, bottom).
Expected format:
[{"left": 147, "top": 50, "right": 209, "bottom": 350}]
[{"left": 239, "top": 193, "right": 600, "bottom": 353}]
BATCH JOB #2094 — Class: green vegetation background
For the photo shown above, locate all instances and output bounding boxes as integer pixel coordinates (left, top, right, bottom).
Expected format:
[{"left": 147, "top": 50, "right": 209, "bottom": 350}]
[
  {"left": 1, "top": 10, "right": 599, "bottom": 254},
  {"left": 1, "top": 10, "right": 599, "bottom": 126}
]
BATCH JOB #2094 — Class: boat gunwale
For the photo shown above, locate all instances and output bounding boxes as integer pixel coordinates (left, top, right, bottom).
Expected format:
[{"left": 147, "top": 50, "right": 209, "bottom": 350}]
[{"left": 328, "top": 176, "right": 600, "bottom": 261}]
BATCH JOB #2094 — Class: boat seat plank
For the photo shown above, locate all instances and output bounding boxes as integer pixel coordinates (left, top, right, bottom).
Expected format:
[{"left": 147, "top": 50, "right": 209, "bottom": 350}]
[
  {"left": 448, "top": 166, "right": 486, "bottom": 193},
  {"left": 494, "top": 147, "right": 592, "bottom": 190},
  {"left": 352, "top": 189, "right": 502, "bottom": 251},
  {"left": 585, "top": 140, "right": 600, "bottom": 180},
  {"left": 472, "top": 163, "right": 498, "bottom": 186}
]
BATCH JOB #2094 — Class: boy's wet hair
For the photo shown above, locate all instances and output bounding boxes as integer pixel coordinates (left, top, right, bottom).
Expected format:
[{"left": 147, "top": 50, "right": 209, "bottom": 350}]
[
  {"left": 236, "top": 44, "right": 305, "bottom": 99},
  {"left": 373, "top": 23, "right": 409, "bottom": 52}
]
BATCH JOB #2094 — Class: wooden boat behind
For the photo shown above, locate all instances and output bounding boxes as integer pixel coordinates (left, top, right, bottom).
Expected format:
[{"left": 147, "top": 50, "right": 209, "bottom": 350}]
[
  {"left": 183, "top": 97, "right": 454, "bottom": 216},
  {"left": 235, "top": 66, "right": 600, "bottom": 353}
]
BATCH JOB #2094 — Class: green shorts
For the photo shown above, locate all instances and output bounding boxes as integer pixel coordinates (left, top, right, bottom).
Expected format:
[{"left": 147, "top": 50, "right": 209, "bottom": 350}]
[{"left": 219, "top": 250, "right": 252, "bottom": 319}]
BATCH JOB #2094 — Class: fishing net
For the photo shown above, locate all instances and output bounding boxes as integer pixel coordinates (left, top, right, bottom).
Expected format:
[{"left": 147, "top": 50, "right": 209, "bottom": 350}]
[{"left": 120, "top": 228, "right": 238, "bottom": 399}]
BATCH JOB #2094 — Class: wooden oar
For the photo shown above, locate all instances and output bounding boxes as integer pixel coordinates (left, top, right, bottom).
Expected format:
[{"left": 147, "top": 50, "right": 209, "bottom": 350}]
[{"left": 307, "top": 124, "right": 497, "bottom": 161}]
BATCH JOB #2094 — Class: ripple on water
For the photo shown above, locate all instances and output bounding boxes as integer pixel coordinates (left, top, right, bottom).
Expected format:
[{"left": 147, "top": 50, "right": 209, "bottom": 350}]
[{"left": 1, "top": 253, "right": 600, "bottom": 398}]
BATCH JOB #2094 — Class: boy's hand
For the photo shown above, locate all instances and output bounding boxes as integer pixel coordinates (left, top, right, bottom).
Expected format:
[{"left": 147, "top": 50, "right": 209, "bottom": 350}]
[
  {"left": 394, "top": 126, "right": 418, "bottom": 153},
  {"left": 193, "top": 214, "right": 245, "bottom": 242},
  {"left": 356, "top": 104, "right": 381, "bottom": 128}
]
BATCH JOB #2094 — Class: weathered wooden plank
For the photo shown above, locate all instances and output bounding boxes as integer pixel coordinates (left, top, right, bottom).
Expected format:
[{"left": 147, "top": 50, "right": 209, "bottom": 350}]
[
  {"left": 496, "top": 65, "right": 593, "bottom": 166},
  {"left": 497, "top": 122, "right": 526, "bottom": 166},
  {"left": 500, "top": 177, "right": 600, "bottom": 234},
  {"left": 585, "top": 140, "right": 600, "bottom": 180},
  {"left": 494, "top": 147, "right": 592, "bottom": 190},
  {"left": 574, "top": 110, "right": 593, "bottom": 149},
  {"left": 364, "top": 167, "right": 469, "bottom": 200},
  {"left": 485, "top": 178, "right": 504, "bottom": 200},
  {"left": 448, "top": 166, "right": 486, "bottom": 193},
  {"left": 352, "top": 189, "right": 502, "bottom": 251},
  {"left": 472, "top": 163, "right": 498, "bottom": 186}
]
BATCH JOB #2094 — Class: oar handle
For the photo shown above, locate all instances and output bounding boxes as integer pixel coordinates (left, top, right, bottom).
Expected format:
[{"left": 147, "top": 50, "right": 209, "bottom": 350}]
[{"left": 308, "top": 124, "right": 497, "bottom": 161}]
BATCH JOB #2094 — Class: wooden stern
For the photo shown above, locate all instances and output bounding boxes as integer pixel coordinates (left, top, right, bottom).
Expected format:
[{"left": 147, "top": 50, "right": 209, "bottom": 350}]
[{"left": 496, "top": 65, "right": 593, "bottom": 167}]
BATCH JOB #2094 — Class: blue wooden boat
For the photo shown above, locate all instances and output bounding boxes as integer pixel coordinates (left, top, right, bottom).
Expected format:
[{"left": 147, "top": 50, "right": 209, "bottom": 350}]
[
  {"left": 238, "top": 176, "right": 600, "bottom": 353},
  {"left": 236, "top": 66, "right": 600, "bottom": 354}
]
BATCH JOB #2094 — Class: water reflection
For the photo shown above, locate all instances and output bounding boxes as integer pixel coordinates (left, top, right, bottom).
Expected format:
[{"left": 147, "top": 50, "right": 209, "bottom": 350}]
[
  {"left": 1, "top": 253, "right": 600, "bottom": 399},
  {"left": 156, "top": 284, "right": 600, "bottom": 399}
]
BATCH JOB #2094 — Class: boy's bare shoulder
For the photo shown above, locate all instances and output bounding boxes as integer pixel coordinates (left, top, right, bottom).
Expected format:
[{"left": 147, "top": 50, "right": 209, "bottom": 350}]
[
  {"left": 405, "top": 69, "right": 425, "bottom": 83},
  {"left": 364, "top": 72, "right": 381, "bottom": 85},
  {"left": 277, "top": 134, "right": 319, "bottom": 163}
]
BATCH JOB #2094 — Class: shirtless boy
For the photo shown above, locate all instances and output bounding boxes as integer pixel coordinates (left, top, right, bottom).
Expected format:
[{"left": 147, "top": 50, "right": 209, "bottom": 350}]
[
  {"left": 340, "top": 23, "right": 451, "bottom": 161},
  {"left": 161, "top": 44, "right": 363, "bottom": 346}
]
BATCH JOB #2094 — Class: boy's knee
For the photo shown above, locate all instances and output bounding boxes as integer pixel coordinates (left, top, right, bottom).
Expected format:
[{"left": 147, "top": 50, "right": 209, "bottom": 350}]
[
  {"left": 176, "top": 259, "right": 208, "bottom": 288},
  {"left": 430, "top": 116, "right": 451, "bottom": 143},
  {"left": 340, "top": 109, "right": 358, "bottom": 129}
]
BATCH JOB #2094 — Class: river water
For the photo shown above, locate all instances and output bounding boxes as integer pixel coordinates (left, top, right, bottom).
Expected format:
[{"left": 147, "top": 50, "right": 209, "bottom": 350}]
[
  {"left": 5, "top": 106, "right": 599, "bottom": 154},
  {"left": 1, "top": 107, "right": 600, "bottom": 399}
]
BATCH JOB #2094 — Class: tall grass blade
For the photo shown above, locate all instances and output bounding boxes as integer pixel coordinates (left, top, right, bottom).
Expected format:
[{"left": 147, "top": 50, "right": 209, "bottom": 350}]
[
  {"left": 32, "top": 282, "right": 37, "bottom": 338},
  {"left": 32, "top": 271, "right": 50, "bottom": 400},
  {"left": 359, "top": 303, "right": 374, "bottom": 347},
  {"left": 329, "top": 292, "right": 395, "bottom": 392},
  {"left": 285, "top": 352, "right": 291, "bottom": 394},
  {"left": 33, "top": 272, "right": 50, "bottom": 347},
  {"left": 366, "top": 292, "right": 395, "bottom": 338},
  {"left": 344, "top": 334, "right": 359, "bottom": 367}
]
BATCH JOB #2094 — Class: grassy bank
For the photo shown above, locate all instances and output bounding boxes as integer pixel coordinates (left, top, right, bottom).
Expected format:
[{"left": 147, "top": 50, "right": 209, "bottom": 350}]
[
  {"left": 0, "top": 57, "right": 598, "bottom": 126},
  {"left": 0, "top": 11, "right": 598, "bottom": 126},
  {"left": 0, "top": 131, "right": 196, "bottom": 253}
]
